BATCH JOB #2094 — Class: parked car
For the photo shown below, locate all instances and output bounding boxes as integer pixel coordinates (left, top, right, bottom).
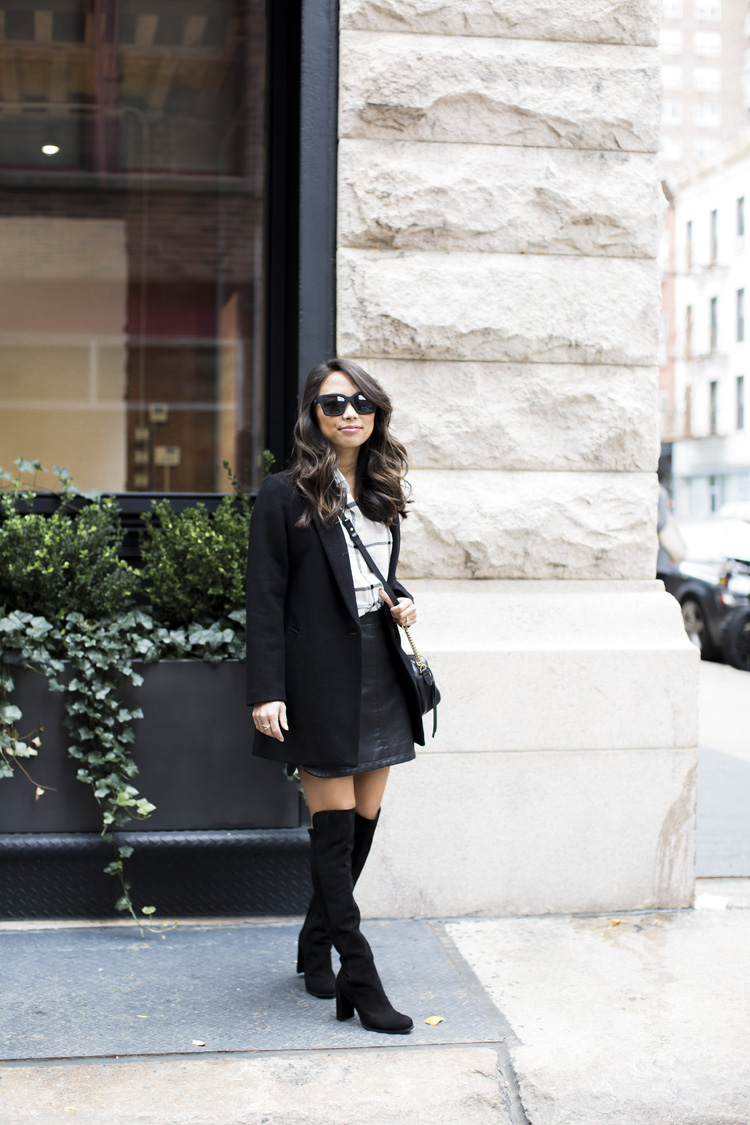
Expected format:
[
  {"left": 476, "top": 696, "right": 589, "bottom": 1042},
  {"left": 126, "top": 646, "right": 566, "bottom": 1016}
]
[{"left": 662, "top": 518, "right": 750, "bottom": 665}]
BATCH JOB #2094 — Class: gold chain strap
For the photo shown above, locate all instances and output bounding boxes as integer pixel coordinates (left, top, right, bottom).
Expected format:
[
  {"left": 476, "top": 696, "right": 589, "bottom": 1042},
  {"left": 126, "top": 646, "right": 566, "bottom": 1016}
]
[{"left": 402, "top": 623, "right": 427, "bottom": 674}]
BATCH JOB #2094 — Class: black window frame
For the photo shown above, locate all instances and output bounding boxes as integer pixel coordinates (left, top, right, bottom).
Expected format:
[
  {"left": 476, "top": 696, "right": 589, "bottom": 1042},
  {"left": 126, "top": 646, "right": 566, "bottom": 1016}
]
[{"left": 265, "top": 0, "right": 338, "bottom": 470}]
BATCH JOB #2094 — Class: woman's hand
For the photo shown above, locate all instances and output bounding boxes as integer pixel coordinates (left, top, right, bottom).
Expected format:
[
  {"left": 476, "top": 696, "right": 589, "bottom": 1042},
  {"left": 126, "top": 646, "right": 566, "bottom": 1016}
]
[
  {"left": 252, "top": 701, "right": 288, "bottom": 742},
  {"left": 379, "top": 589, "right": 417, "bottom": 629}
]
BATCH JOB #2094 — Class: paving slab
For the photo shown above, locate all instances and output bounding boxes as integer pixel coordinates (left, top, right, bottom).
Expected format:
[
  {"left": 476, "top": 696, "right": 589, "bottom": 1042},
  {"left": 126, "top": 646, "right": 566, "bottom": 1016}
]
[
  {"left": 697, "top": 749, "right": 750, "bottom": 877},
  {"left": 0, "top": 920, "right": 499, "bottom": 1061},
  {"left": 0, "top": 1046, "right": 515, "bottom": 1125},
  {"left": 448, "top": 908, "right": 750, "bottom": 1125},
  {"left": 697, "top": 660, "right": 750, "bottom": 878}
]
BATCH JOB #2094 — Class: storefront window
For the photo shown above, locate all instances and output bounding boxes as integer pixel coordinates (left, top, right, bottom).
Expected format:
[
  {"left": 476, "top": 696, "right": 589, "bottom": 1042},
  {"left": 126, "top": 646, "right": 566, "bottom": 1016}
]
[{"left": 0, "top": 0, "right": 266, "bottom": 493}]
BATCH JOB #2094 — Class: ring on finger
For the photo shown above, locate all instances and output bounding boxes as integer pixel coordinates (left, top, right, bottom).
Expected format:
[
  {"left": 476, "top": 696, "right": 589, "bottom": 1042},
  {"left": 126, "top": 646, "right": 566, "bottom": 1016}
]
[{"left": 262, "top": 723, "right": 271, "bottom": 729}]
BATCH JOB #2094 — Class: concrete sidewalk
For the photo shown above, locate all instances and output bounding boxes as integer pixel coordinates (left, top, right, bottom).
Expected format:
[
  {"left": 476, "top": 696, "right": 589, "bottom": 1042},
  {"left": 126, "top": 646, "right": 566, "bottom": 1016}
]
[{"left": 1, "top": 880, "right": 748, "bottom": 1125}]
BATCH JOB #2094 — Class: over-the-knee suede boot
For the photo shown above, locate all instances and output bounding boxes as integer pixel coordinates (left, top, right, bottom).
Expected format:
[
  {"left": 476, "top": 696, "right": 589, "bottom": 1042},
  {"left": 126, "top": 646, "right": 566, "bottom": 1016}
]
[
  {"left": 308, "top": 808, "right": 412, "bottom": 1034},
  {"left": 297, "top": 810, "right": 380, "bottom": 999}
]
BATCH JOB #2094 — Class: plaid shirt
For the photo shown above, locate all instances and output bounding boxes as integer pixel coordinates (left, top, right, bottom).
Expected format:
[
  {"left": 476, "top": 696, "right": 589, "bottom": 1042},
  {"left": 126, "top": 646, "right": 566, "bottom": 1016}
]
[{"left": 336, "top": 471, "right": 393, "bottom": 617}]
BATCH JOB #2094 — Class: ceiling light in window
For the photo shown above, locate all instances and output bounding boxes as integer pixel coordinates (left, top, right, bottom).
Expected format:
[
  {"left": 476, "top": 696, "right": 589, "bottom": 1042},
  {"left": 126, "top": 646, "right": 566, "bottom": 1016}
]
[{"left": 41, "top": 144, "right": 60, "bottom": 155}]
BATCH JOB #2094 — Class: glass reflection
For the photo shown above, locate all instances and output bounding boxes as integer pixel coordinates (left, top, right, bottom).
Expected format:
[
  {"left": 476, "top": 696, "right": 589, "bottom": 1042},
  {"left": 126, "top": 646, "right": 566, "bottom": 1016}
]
[{"left": 0, "top": 0, "right": 266, "bottom": 493}]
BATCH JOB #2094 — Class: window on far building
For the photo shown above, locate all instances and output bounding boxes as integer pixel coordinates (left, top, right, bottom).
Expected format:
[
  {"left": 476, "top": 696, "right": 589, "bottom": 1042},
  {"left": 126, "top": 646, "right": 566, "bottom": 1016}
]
[
  {"left": 693, "top": 30, "right": 722, "bottom": 56},
  {"left": 694, "top": 0, "right": 721, "bottom": 16},
  {"left": 710, "top": 296, "right": 718, "bottom": 350},
  {"left": 686, "top": 304, "right": 693, "bottom": 356},
  {"left": 662, "top": 100, "right": 683, "bottom": 124},
  {"left": 659, "top": 135, "right": 684, "bottom": 162},
  {"left": 738, "top": 197, "right": 745, "bottom": 237},
  {"left": 738, "top": 375, "right": 745, "bottom": 431},
  {"left": 664, "top": 0, "right": 683, "bottom": 15},
  {"left": 693, "top": 67, "right": 721, "bottom": 92},
  {"left": 694, "top": 102, "right": 722, "bottom": 127},
  {"left": 709, "top": 381, "right": 718, "bottom": 434},
  {"left": 662, "top": 64, "right": 683, "bottom": 90},
  {"left": 693, "top": 136, "right": 720, "bottom": 159},
  {"left": 710, "top": 210, "right": 718, "bottom": 262},
  {"left": 660, "top": 28, "right": 684, "bottom": 54},
  {"left": 686, "top": 220, "right": 693, "bottom": 269},
  {"left": 738, "top": 289, "right": 745, "bottom": 342}
]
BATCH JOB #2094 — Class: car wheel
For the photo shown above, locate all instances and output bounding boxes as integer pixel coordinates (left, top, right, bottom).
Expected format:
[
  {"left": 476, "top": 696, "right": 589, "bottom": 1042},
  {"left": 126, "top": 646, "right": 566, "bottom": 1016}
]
[
  {"left": 681, "top": 597, "right": 721, "bottom": 661},
  {"left": 723, "top": 610, "right": 750, "bottom": 672}
]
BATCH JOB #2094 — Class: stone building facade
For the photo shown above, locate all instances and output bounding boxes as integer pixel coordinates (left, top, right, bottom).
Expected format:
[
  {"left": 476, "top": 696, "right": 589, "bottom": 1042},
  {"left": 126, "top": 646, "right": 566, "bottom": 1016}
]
[{"left": 337, "top": 0, "right": 699, "bottom": 916}]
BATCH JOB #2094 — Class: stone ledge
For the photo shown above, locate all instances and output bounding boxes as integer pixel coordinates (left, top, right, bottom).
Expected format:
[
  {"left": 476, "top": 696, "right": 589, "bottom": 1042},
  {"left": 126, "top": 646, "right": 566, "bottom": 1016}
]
[
  {"left": 340, "top": 0, "right": 660, "bottom": 47},
  {"left": 398, "top": 578, "right": 698, "bottom": 751},
  {"left": 340, "top": 31, "right": 660, "bottom": 153},
  {"left": 339, "top": 140, "right": 664, "bottom": 258},
  {"left": 370, "top": 359, "right": 660, "bottom": 472},
  {"left": 397, "top": 470, "right": 660, "bottom": 580},
  {"left": 358, "top": 747, "right": 697, "bottom": 916},
  {"left": 338, "top": 249, "right": 661, "bottom": 366}
]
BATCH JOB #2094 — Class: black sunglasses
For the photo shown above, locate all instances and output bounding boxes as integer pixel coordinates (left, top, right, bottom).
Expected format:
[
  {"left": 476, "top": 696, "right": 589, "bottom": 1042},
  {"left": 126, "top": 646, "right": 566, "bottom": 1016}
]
[{"left": 313, "top": 392, "right": 377, "bottom": 417}]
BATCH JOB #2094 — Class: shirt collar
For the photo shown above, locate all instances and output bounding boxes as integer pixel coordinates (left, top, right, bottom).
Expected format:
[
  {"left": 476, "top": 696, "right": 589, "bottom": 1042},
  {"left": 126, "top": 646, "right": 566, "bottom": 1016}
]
[{"left": 335, "top": 468, "right": 356, "bottom": 510}]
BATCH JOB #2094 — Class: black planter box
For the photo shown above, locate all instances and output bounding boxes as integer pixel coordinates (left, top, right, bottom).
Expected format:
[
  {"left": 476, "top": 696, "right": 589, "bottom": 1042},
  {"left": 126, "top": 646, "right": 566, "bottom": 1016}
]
[{"left": 0, "top": 660, "right": 311, "bottom": 918}]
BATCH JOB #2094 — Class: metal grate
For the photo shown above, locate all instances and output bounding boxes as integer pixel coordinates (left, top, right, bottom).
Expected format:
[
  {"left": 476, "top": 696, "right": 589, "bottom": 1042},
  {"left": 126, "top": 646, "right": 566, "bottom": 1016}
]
[{"left": 0, "top": 829, "right": 312, "bottom": 919}]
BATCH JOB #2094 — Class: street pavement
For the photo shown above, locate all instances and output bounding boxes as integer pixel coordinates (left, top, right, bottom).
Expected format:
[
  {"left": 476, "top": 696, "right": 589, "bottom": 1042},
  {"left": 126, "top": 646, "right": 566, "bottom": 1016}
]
[
  {"left": 697, "top": 660, "right": 750, "bottom": 877},
  {"left": 1, "top": 661, "right": 748, "bottom": 1125}
]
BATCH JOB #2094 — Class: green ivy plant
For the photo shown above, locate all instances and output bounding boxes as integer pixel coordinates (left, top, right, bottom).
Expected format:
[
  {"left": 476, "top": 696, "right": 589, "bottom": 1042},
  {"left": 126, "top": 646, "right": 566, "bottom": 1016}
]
[{"left": 0, "top": 457, "right": 254, "bottom": 928}]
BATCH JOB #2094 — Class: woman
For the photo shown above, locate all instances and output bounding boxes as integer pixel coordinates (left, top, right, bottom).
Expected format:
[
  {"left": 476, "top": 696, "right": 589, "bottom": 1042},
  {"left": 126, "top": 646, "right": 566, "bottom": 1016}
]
[{"left": 245, "top": 358, "right": 424, "bottom": 1035}]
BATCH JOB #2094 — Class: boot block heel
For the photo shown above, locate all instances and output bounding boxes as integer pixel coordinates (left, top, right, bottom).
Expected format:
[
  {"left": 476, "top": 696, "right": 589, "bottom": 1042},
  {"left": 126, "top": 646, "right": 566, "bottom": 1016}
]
[{"left": 335, "top": 986, "right": 355, "bottom": 1022}]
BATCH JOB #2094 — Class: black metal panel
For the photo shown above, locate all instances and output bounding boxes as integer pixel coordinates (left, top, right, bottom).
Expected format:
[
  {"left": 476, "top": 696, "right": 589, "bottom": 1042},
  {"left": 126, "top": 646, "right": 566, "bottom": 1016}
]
[
  {"left": 264, "top": 0, "right": 302, "bottom": 467},
  {"left": 297, "top": 0, "right": 338, "bottom": 389},
  {"left": 0, "top": 830, "right": 312, "bottom": 918}
]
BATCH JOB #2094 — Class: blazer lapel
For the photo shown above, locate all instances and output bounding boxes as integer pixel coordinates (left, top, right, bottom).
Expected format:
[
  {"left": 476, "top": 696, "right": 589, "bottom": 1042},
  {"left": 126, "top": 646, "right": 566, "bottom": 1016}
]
[{"left": 313, "top": 515, "right": 360, "bottom": 623}]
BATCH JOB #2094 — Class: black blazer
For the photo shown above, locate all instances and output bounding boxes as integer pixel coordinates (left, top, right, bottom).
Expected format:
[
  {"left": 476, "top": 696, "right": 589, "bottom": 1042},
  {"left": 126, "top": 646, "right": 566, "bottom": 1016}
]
[{"left": 245, "top": 472, "right": 425, "bottom": 769}]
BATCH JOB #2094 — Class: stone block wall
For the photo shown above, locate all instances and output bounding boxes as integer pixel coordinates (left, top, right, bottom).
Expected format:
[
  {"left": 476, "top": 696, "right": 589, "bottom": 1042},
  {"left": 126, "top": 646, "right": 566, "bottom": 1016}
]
[{"left": 336, "top": 0, "right": 698, "bottom": 915}]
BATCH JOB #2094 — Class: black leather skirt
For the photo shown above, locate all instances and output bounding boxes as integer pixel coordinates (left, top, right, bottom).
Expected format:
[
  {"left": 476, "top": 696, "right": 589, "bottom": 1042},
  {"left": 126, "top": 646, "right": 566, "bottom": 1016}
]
[{"left": 289, "top": 607, "right": 416, "bottom": 779}]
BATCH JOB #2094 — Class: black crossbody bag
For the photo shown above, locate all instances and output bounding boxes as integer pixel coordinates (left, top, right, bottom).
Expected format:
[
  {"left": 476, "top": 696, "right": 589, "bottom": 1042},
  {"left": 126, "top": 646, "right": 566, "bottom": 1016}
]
[{"left": 341, "top": 514, "right": 440, "bottom": 737}]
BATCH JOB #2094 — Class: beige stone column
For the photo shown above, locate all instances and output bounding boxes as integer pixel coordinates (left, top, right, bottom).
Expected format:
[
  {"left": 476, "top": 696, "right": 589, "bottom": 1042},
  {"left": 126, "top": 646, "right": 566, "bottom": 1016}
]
[{"left": 338, "top": 0, "right": 699, "bottom": 915}]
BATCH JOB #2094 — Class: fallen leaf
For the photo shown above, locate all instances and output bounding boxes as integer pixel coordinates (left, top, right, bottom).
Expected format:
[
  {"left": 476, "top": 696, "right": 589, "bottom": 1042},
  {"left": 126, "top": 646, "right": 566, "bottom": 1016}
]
[
  {"left": 424, "top": 1016, "right": 444, "bottom": 1025},
  {"left": 610, "top": 920, "right": 621, "bottom": 927},
  {"left": 192, "top": 1039, "right": 206, "bottom": 1047}
]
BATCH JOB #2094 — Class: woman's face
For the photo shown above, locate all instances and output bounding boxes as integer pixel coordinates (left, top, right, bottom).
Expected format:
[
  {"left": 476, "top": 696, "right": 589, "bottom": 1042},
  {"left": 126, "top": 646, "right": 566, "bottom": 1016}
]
[{"left": 315, "top": 372, "right": 375, "bottom": 459}]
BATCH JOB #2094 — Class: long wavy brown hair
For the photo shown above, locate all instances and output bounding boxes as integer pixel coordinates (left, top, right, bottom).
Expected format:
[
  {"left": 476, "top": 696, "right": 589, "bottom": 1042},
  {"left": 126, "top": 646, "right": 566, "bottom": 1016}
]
[{"left": 286, "top": 358, "right": 409, "bottom": 528}]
